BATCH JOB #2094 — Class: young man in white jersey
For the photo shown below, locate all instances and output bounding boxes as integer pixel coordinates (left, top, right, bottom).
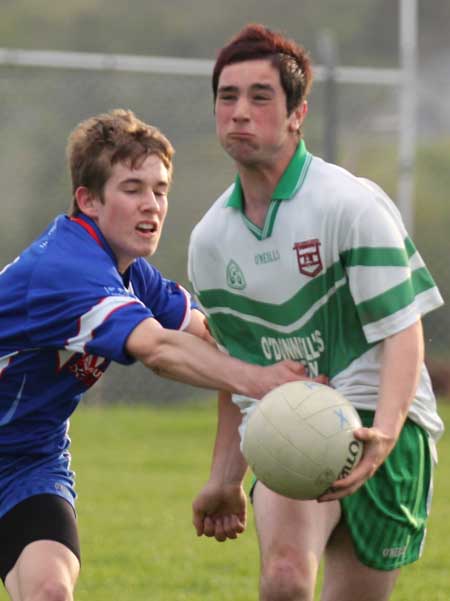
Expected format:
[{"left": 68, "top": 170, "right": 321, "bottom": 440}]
[
  {"left": 189, "top": 25, "right": 444, "bottom": 601},
  {"left": 0, "top": 108, "right": 308, "bottom": 601}
]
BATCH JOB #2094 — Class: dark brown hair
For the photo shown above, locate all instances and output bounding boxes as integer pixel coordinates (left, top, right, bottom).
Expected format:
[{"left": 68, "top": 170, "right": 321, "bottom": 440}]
[{"left": 212, "top": 24, "right": 313, "bottom": 115}]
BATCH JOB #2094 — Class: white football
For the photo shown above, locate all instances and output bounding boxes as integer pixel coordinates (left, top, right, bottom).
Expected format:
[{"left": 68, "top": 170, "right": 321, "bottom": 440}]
[{"left": 242, "top": 380, "right": 363, "bottom": 500}]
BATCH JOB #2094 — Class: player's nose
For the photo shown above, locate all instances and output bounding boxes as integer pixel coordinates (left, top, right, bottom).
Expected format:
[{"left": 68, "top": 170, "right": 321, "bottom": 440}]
[
  {"left": 140, "top": 190, "right": 159, "bottom": 211},
  {"left": 232, "top": 97, "right": 250, "bottom": 121}
]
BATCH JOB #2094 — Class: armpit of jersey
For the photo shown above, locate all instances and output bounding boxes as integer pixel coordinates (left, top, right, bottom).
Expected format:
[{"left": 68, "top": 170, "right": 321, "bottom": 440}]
[
  {"left": 131, "top": 259, "right": 193, "bottom": 331},
  {"left": 156, "top": 282, "right": 192, "bottom": 331},
  {"left": 65, "top": 295, "right": 145, "bottom": 353}
]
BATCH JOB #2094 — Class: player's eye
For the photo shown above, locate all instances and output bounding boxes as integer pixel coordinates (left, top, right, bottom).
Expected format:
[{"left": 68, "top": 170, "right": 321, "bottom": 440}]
[
  {"left": 253, "top": 94, "right": 271, "bottom": 102},
  {"left": 218, "top": 93, "right": 237, "bottom": 102}
]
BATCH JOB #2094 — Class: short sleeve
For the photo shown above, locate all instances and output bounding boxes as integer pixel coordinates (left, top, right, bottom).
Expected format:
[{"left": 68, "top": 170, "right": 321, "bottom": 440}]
[
  {"left": 341, "top": 199, "right": 443, "bottom": 343},
  {"left": 130, "top": 260, "right": 192, "bottom": 331}
]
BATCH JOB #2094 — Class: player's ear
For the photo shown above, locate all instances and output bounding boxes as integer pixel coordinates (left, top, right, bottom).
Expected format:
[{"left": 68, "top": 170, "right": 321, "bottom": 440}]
[
  {"left": 75, "top": 186, "right": 100, "bottom": 218},
  {"left": 288, "top": 100, "right": 308, "bottom": 133}
]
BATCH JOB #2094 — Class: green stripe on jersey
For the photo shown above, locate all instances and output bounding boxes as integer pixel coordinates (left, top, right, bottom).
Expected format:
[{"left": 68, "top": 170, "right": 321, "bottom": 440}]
[
  {"left": 198, "top": 260, "right": 346, "bottom": 326},
  {"left": 199, "top": 241, "right": 434, "bottom": 328},
  {"left": 356, "top": 267, "right": 438, "bottom": 326},
  {"left": 341, "top": 237, "right": 418, "bottom": 267},
  {"left": 404, "top": 236, "right": 417, "bottom": 258},
  {"left": 341, "top": 246, "right": 409, "bottom": 267},
  {"left": 207, "top": 283, "right": 373, "bottom": 379}
]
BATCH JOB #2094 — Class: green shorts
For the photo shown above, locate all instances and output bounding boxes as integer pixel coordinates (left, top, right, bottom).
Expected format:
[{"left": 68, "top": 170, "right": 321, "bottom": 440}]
[
  {"left": 250, "top": 410, "right": 433, "bottom": 571},
  {"left": 340, "top": 410, "right": 433, "bottom": 571}
]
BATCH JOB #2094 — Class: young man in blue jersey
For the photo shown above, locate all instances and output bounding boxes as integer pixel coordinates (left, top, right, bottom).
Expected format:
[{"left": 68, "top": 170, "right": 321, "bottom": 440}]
[
  {"left": 189, "top": 25, "right": 444, "bottom": 601},
  {"left": 0, "top": 108, "right": 307, "bottom": 601}
]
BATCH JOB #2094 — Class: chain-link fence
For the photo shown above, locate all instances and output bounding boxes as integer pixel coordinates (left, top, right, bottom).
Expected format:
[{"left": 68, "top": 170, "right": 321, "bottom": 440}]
[{"left": 1, "top": 58, "right": 448, "bottom": 402}]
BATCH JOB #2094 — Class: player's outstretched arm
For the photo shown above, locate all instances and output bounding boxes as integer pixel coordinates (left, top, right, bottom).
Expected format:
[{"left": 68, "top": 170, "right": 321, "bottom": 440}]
[
  {"left": 193, "top": 391, "right": 248, "bottom": 542},
  {"left": 125, "top": 317, "right": 307, "bottom": 399},
  {"left": 319, "top": 320, "right": 423, "bottom": 502}
]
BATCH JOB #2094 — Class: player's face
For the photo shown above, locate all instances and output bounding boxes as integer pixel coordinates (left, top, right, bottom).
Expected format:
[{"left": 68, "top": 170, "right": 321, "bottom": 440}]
[
  {"left": 215, "top": 59, "right": 303, "bottom": 167},
  {"left": 94, "top": 154, "right": 169, "bottom": 272}
]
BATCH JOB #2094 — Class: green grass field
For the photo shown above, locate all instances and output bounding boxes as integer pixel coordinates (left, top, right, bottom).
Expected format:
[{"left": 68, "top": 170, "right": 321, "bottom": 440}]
[{"left": 7, "top": 400, "right": 450, "bottom": 600}]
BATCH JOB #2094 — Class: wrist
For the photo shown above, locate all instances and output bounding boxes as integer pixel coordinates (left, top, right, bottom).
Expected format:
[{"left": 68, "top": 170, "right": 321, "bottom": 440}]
[
  {"left": 207, "top": 479, "right": 245, "bottom": 492},
  {"left": 209, "top": 465, "right": 247, "bottom": 487},
  {"left": 238, "top": 365, "right": 266, "bottom": 399}
]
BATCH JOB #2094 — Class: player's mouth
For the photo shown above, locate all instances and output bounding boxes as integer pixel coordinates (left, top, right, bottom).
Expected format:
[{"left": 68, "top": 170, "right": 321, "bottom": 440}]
[
  {"left": 229, "top": 131, "right": 254, "bottom": 139},
  {"left": 136, "top": 222, "right": 158, "bottom": 236},
  {"left": 227, "top": 132, "right": 258, "bottom": 150}
]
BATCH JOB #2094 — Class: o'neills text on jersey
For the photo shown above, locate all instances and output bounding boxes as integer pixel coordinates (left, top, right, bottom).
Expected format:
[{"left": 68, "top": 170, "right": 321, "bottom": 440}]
[{"left": 254, "top": 249, "right": 280, "bottom": 265}]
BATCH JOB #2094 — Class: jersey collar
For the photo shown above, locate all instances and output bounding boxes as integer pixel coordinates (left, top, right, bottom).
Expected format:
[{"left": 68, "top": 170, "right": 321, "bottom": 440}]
[
  {"left": 225, "top": 139, "right": 311, "bottom": 211},
  {"left": 68, "top": 214, "right": 124, "bottom": 272}
]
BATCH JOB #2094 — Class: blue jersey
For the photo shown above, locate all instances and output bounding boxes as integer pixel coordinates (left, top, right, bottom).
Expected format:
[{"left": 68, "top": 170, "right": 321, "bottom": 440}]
[{"left": 0, "top": 214, "right": 192, "bottom": 458}]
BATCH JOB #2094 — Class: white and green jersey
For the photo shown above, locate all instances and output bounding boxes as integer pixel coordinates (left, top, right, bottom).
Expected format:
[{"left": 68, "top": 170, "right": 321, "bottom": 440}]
[{"left": 188, "top": 141, "right": 444, "bottom": 442}]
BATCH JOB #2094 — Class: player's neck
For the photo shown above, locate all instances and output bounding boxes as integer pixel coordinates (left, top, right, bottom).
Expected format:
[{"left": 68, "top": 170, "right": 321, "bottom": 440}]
[
  {"left": 237, "top": 145, "right": 295, "bottom": 229},
  {"left": 238, "top": 172, "right": 274, "bottom": 228}
]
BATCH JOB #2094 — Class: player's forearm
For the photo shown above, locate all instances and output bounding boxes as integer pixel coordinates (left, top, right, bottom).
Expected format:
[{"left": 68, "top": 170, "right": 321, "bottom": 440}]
[
  {"left": 374, "top": 320, "right": 424, "bottom": 444},
  {"left": 132, "top": 322, "right": 262, "bottom": 397},
  {"left": 208, "top": 391, "right": 248, "bottom": 485}
]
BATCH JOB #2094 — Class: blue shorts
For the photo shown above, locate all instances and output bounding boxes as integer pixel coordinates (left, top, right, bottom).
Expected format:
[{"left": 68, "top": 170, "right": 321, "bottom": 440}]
[{"left": 0, "top": 451, "right": 77, "bottom": 518}]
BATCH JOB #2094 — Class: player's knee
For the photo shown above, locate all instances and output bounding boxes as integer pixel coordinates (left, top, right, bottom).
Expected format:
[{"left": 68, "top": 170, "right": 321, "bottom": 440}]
[
  {"left": 23, "top": 579, "right": 73, "bottom": 601},
  {"left": 260, "top": 550, "right": 312, "bottom": 601}
]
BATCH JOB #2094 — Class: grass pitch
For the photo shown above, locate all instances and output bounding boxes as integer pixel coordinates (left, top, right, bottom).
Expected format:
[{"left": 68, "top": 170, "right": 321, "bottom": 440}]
[{"left": 8, "top": 399, "right": 449, "bottom": 600}]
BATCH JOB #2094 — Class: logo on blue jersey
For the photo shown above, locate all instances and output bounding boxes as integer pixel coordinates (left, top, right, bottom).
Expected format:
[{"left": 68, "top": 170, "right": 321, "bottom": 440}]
[{"left": 66, "top": 353, "right": 109, "bottom": 388}]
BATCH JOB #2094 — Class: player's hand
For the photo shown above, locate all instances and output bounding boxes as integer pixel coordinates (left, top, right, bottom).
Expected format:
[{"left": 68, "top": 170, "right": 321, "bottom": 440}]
[
  {"left": 192, "top": 481, "right": 247, "bottom": 542},
  {"left": 256, "top": 360, "right": 328, "bottom": 399},
  {"left": 317, "top": 426, "right": 395, "bottom": 502}
]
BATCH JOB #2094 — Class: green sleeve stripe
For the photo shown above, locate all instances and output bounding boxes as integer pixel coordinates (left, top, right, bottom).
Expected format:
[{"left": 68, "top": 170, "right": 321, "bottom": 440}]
[
  {"left": 356, "top": 267, "right": 437, "bottom": 325},
  {"left": 341, "top": 237, "right": 417, "bottom": 267},
  {"left": 410, "top": 265, "right": 439, "bottom": 295},
  {"left": 404, "top": 236, "right": 417, "bottom": 258},
  {"left": 341, "top": 246, "right": 409, "bottom": 267},
  {"left": 198, "top": 260, "right": 346, "bottom": 326}
]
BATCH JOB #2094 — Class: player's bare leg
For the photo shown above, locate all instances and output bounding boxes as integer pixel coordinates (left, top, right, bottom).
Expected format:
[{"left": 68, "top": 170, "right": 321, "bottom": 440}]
[
  {"left": 253, "top": 482, "right": 341, "bottom": 601},
  {"left": 321, "top": 520, "right": 399, "bottom": 601},
  {"left": 5, "top": 541, "right": 79, "bottom": 601}
]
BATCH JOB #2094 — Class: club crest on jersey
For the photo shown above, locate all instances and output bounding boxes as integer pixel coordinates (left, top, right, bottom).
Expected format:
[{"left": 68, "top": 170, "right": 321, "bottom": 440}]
[
  {"left": 62, "top": 352, "right": 108, "bottom": 387},
  {"left": 226, "top": 259, "right": 246, "bottom": 290},
  {"left": 293, "top": 239, "right": 323, "bottom": 277}
]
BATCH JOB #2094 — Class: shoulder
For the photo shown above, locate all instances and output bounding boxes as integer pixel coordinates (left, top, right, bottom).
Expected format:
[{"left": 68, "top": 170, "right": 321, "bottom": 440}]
[
  {"left": 32, "top": 216, "right": 122, "bottom": 292},
  {"left": 304, "top": 157, "right": 401, "bottom": 227},
  {"left": 306, "top": 157, "right": 377, "bottom": 205},
  {"left": 129, "top": 258, "right": 163, "bottom": 293}
]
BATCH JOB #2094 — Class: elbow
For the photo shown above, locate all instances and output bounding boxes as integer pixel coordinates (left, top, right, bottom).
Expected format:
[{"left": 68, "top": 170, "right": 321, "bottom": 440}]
[
  {"left": 141, "top": 343, "right": 168, "bottom": 374},
  {"left": 132, "top": 327, "right": 172, "bottom": 372}
]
